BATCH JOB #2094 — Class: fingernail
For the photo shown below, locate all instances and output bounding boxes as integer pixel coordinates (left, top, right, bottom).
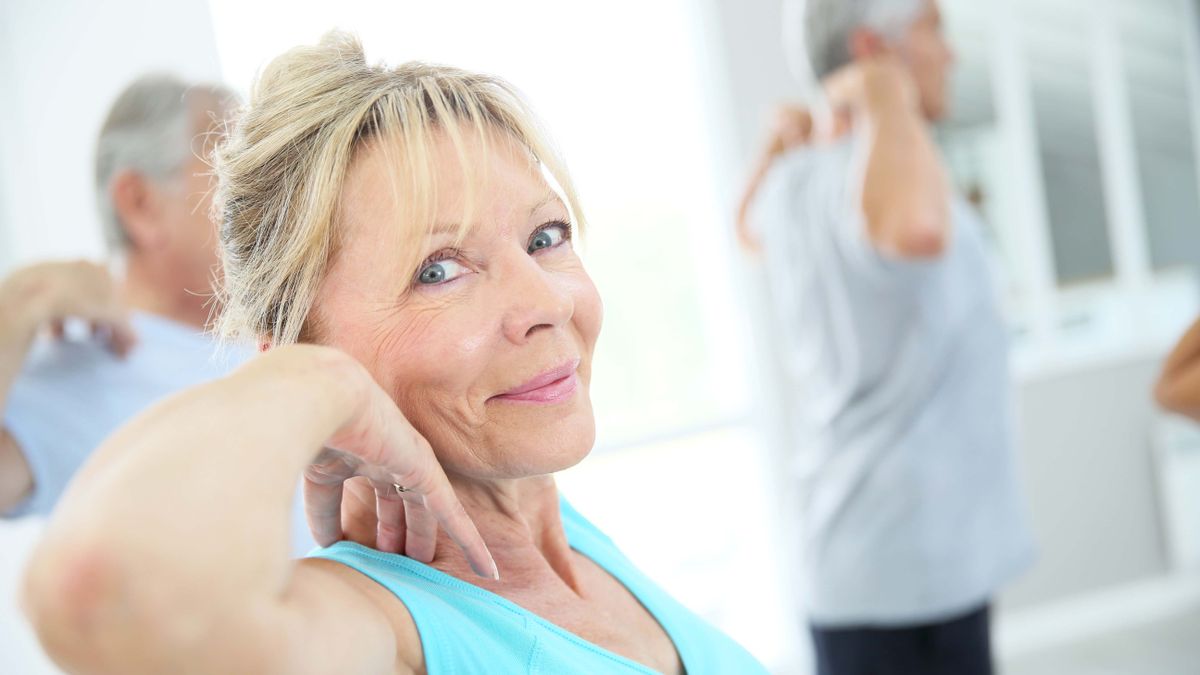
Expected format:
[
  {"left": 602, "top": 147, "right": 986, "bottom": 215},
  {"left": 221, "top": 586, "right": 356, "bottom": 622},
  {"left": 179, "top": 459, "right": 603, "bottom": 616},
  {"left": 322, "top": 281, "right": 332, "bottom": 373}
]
[{"left": 472, "top": 555, "right": 500, "bottom": 581}]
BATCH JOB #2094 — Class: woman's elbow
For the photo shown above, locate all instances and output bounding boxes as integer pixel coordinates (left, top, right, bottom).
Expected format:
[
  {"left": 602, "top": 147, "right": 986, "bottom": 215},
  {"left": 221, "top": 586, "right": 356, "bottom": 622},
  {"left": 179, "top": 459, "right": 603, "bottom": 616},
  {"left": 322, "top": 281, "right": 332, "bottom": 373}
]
[
  {"left": 1155, "top": 377, "right": 1191, "bottom": 417},
  {"left": 22, "top": 540, "right": 153, "bottom": 673}
]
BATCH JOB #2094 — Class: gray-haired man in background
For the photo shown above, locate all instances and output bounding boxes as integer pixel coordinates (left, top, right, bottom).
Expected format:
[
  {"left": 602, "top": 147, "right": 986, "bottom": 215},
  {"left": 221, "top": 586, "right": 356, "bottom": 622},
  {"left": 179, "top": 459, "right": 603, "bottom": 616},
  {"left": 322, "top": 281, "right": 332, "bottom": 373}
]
[
  {"left": 0, "top": 75, "right": 312, "bottom": 555},
  {"left": 740, "top": 1, "right": 1034, "bottom": 673}
]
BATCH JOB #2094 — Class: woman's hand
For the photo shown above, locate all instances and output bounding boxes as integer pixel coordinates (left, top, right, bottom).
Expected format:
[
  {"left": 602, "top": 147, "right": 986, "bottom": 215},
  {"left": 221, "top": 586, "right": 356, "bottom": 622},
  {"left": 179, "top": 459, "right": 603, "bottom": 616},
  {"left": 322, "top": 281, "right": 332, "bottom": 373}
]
[
  {"left": 251, "top": 346, "right": 498, "bottom": 578},
  {"left": 303, "top": 444, "right": 489, "bottom": 574}
]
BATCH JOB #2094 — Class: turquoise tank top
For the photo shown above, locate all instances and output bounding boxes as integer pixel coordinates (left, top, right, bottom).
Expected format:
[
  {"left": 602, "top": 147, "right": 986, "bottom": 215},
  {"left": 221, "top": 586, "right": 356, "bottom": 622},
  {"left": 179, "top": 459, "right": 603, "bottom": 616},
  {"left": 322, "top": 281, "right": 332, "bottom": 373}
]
[{"left": 309, "top": 498, "right": 768, "bottom": 674}]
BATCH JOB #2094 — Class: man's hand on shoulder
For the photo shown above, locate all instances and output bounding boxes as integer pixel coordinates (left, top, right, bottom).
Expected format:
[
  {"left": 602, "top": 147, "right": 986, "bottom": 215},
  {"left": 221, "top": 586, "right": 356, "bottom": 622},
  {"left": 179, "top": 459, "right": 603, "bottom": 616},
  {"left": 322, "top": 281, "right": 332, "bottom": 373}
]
[
  {"left": 0, "top": 426, "right": 32, "bottom": 514},
  {"left": 0, "top": 260, "right": 137, "bottom": 357}
]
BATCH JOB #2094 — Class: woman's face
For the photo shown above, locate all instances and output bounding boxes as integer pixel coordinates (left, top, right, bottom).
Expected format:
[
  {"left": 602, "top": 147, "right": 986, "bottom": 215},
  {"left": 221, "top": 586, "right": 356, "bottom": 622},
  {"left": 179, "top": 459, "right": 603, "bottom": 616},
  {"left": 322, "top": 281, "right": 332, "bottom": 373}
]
[{"left": 313, "top": 130, "right": 602, "bottom": 480}]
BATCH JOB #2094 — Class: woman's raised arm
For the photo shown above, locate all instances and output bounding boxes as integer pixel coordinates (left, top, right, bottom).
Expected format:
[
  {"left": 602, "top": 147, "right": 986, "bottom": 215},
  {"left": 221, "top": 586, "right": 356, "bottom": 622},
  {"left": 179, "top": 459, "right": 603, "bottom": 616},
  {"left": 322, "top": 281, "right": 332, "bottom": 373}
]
[
  {"left": 1157, "top": 316, "right": 1200, "bottom": 421},
  {"left": 21, "top": 343, "right": 495, "bottom": 674}
]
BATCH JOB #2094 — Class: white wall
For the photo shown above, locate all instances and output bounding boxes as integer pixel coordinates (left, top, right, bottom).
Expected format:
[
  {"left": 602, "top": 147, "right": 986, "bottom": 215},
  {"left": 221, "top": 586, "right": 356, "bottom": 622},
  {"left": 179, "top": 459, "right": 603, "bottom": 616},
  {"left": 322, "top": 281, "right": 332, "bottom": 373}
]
[
  {"left": 0, "top": 2, "right": 222, "bottom": 672},
  {"left": 1006, "top": 356, "right": 1171, "bottom": 607},
  {"left": 0, "top": 0, "right": 223, "bottom": 270}
]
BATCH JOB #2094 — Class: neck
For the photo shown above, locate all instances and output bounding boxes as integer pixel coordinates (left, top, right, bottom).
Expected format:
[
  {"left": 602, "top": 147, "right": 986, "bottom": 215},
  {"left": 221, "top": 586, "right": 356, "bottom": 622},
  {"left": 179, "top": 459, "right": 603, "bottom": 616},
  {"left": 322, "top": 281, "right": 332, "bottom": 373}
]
[
  {"left": 433, "top": 474, "right": 581, "bottom": 594},
  {"left": 120, "top": 255, "right": 211, "bottom": 330}
]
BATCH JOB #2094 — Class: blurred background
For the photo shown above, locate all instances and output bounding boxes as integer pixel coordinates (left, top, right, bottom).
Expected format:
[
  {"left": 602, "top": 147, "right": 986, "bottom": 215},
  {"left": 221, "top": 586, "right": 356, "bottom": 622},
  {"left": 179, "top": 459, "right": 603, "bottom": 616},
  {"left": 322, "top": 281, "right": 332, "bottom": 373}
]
[{"left": 1, "top": 0, "right": 1199, "bottom": 673}]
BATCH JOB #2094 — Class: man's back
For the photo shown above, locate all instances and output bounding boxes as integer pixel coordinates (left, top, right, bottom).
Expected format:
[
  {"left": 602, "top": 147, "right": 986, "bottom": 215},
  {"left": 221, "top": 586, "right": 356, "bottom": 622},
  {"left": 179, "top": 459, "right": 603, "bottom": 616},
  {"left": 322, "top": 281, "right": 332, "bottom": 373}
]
[
  {"left": 4, "top": 313, "right": 238, "bottom": 516},
  {"left": 757, "top": 137, "right": 1034, "bottom": 626},
  {"left": 3, "top": 312, "right": 315, "bottom": 554}
]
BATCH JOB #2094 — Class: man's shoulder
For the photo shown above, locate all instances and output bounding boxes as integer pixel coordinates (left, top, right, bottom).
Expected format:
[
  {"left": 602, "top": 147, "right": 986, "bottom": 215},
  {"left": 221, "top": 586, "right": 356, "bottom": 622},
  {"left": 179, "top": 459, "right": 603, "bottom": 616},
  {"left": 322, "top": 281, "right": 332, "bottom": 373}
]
[
  {"left": 17, "top": 320, "right": 242, "bottom": 394},
  {"left": 763, "top": 139, "right": 855, "bottom": 199},
  {"left": 20, "top": 332, "right": 117, "bottom": 380}
]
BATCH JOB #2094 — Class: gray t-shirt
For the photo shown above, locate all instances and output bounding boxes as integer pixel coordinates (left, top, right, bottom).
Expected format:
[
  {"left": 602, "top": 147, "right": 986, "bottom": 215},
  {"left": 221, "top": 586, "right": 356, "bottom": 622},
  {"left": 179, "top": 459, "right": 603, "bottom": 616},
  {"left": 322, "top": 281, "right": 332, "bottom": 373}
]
[
  {"left": 3, "top": 312, "right": 315, "bottom": 556},
  {"left": 755, "top": 137, "right": 1035, "bottom": 626}
]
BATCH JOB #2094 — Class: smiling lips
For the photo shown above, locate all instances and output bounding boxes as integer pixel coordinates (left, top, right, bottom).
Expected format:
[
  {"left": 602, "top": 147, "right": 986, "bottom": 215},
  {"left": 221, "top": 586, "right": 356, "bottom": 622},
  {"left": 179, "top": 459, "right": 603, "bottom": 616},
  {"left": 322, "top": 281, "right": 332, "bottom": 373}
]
[{"left": 492, "top": 358, "right": 580, "bottom": 404}]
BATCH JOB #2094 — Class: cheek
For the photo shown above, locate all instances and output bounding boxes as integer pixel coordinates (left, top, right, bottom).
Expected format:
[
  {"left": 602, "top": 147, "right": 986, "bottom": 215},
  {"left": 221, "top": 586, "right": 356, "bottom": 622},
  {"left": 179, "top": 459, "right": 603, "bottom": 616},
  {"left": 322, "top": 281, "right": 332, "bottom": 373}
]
[
  {"left": 370, "top": 304, "right": 498, "bottom": 423},
  {"left": 570, "top": 271, "right": 604, "bottom": 355}
]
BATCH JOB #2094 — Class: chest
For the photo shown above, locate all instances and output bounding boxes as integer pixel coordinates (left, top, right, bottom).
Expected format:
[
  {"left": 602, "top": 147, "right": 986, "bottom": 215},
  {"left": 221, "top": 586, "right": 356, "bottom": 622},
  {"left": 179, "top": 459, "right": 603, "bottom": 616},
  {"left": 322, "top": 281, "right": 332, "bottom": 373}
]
[{"left": 496, "top": 557, "right": 684, "bottom": 675}]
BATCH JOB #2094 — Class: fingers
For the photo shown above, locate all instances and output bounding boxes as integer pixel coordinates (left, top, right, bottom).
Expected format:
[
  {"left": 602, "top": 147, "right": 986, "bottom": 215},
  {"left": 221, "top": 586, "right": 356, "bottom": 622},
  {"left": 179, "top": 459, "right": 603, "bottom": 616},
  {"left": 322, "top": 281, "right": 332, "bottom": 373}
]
[
  {"left": 303, "top": 447, "right": 367, "bottom": 548},
  {"left": 314, "top": 353, "right": 498, "bottom": 579},
  {"left": 406, "top": 470, "right": 497, "bottom": 580},
  {"left": 401, "top": 498, "right": 437, "bottom": 564},
  {"left": 101, "top": 314, "right": 139, "bottom": 358},
  {"left": 370, "top": 478, "right": 407, "bottom": 554},
  {"left": 304, "top": 473, "right": 347, "bottom": 548},
  {"left": 88, "top": 316, "right": 138, "bottom": 358},
  {"left": 811, "top": 104, "right": 845, "bottom": 143},
  {"left": 771, "top": 105, "right": 813, "bottom": 149},
  {"left": 340, "top": 477, "right": 381, "bottom": 547},
  {"left": 33, "top": 261, "right": 138, "bottom": 357},
  {"left": 76, "top": 277, "right": 137, "bottom": 357}
]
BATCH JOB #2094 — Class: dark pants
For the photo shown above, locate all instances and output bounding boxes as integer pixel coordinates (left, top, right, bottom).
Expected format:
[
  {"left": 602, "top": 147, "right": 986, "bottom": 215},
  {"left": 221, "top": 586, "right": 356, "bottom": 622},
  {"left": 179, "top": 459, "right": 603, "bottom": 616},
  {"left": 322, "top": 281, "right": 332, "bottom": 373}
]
[{"left": 809, "top": 604, "right": 994, "bottom": 675}]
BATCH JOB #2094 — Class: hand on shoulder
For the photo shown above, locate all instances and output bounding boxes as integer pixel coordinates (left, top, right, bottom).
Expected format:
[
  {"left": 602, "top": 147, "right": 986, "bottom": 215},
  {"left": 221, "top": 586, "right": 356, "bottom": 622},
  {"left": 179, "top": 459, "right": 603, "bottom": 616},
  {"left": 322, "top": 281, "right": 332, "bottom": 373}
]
[{"left": 0, "top": 260, "right": 136, "bottom": 357}]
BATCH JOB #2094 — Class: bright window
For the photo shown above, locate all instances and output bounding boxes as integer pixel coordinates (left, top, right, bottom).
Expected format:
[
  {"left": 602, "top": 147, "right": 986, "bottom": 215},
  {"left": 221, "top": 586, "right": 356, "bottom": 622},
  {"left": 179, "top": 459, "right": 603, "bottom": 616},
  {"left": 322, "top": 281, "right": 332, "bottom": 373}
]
[{"left": 939, "top": 0, "right": 1200, "bottom": 376}]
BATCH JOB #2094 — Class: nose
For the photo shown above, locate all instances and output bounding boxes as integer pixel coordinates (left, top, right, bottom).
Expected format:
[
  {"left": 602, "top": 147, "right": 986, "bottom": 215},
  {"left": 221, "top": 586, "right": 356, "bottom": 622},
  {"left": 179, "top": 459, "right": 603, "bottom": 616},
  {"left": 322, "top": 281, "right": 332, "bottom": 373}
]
[{"left": 498, "top": 252, "right": 574, "bottom": 344}]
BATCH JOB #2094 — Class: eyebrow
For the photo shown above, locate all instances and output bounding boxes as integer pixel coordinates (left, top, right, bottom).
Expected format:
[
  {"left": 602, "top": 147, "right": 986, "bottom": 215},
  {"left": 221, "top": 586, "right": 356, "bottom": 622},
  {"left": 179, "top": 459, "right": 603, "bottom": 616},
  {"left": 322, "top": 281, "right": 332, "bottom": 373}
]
[
  {"left": 426, "top": 192, "right": 566, "bottom": 236},
  {"left": 528, "top": 192, "right": 565, "bottom": 217}
]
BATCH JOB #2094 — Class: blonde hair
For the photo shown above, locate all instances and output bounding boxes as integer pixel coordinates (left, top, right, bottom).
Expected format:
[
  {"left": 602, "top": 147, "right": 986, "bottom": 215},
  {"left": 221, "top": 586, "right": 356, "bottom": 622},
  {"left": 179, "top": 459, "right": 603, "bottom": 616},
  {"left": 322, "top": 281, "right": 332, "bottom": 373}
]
[{"left": 213, "top": 30, "right": 583, "bottom": 345}]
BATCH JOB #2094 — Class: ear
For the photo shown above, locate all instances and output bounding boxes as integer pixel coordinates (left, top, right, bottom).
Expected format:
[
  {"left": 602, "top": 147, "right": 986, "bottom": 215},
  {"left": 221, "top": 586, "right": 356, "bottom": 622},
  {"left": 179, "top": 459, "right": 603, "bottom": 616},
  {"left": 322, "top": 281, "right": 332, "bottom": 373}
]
[
  {"left": 847, "top": 27, "right": 887, "bottom": 61},
  {"left": 258, "top": 339, "right": 272, "bottom": 353},
  {"left": 110, "top": 169, "right": 167, "bottom": 251}
]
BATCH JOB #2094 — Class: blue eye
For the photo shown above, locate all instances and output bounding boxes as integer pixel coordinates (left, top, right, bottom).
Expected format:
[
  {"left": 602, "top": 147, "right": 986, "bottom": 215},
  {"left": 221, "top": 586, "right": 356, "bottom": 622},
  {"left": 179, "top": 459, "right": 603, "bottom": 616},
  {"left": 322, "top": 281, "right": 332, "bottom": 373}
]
[
  {"left": 416, "top": 259, "right": 468, "bottom": 285},
  {"left": 528, "top": 222, "right": 570, "bottom": 254}
]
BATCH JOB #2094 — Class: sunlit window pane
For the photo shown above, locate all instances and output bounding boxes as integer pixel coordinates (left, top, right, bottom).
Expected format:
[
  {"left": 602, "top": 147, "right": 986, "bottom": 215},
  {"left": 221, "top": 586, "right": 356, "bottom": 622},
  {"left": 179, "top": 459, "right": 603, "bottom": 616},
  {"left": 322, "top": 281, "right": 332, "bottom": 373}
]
[
  {"left": 1021, "top": 0, "right": 1114, "bottom": 285},
  {"left": 1118, "top": 0, "right": 1200, "bottom": 273}
]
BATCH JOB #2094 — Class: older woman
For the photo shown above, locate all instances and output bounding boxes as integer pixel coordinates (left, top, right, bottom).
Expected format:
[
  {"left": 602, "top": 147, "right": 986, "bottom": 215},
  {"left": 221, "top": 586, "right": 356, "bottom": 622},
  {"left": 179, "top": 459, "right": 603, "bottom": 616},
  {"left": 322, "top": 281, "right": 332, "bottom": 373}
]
[{"left": 20, "top": 32, "right": 767, "bottom": 675}]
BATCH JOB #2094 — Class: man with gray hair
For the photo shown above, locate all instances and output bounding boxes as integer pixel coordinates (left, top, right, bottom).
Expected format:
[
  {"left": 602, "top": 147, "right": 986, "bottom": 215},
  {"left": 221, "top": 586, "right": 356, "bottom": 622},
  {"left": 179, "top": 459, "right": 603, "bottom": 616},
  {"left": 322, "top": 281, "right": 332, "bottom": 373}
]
[
  {"left": 741, "top": 1, "right": 1033, "bottom": 673},
  {"left": 0, "top": 75, "right": 312, "bottom": 555}
]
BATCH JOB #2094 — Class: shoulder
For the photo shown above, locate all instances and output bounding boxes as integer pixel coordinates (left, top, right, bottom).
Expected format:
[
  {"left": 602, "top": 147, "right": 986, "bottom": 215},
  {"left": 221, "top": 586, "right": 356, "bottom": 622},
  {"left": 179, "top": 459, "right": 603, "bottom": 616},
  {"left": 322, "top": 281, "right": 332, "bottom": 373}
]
[
  {"left": 756, "top": 140, "right": 857, "bottom": 228},
  {"left": 6, "top": 337, "right": 122, "bottom": 417},
  {"left": 300, "top": 541, "right": 543, "bottom": 675},
  {"left": 19, "top": 335, "right": 115, "bottom": 380},
  {"left": 293, "top": 555, "right": 423, "bottom": 673},
  {"left": 767, "top": 139, "right": 855, "bottom": 191}
]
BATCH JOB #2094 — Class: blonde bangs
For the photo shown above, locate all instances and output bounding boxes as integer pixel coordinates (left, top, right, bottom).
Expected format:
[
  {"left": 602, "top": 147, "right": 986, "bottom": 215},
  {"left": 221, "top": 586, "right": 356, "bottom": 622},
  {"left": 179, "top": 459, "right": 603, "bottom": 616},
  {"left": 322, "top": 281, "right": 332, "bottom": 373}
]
[
  {"left": 365, "top": 73, "right": 587, "bottom": 282},
  {"left": 213, "top": 30, "right": 585, "bottom": 347}
]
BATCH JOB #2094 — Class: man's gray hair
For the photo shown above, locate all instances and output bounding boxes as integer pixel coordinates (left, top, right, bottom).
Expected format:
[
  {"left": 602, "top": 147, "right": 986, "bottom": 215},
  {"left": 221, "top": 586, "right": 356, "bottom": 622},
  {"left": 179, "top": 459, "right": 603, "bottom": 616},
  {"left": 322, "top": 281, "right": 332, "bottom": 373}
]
[
  {"left": 94, "top": 74, "right": 236, "bottom": 252},
  {"left": 785, "top": 0, "right": 924, "bottom": 82}
]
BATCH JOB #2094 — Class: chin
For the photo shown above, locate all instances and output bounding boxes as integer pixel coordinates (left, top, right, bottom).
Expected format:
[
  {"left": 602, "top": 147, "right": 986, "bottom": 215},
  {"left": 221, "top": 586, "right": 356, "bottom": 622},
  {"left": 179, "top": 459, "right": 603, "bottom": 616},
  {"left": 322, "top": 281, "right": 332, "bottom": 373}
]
[
  {"left": 462, "top": 406, "right": 597, "bottom": 479},
  {"left": 489, "top": 386, "right": 596, "bottom": 466},
  {"left": 518, "top": 415, "right": 597, "bottom": 476}
]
